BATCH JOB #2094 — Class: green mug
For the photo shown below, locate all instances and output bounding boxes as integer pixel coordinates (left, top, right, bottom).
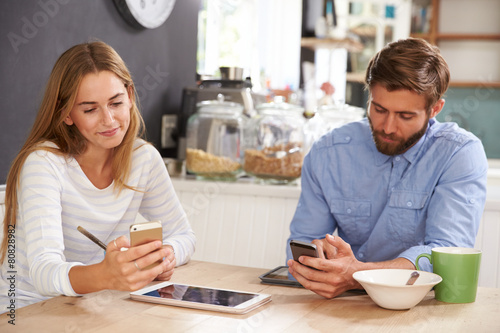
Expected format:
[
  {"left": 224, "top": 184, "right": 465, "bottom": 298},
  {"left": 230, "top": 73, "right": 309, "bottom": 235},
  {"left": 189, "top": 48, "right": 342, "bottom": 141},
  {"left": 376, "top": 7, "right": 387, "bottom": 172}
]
[{"left": 416, "top": 247, "right": 481, "bottom": 303}]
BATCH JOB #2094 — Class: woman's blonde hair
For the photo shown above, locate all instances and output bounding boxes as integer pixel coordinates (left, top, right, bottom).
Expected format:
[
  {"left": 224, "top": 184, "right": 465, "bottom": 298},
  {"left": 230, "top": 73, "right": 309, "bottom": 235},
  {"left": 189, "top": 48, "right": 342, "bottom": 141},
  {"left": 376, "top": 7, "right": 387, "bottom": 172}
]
[{"left": 1, "top": 41, "right": 146, "bottom": 263}]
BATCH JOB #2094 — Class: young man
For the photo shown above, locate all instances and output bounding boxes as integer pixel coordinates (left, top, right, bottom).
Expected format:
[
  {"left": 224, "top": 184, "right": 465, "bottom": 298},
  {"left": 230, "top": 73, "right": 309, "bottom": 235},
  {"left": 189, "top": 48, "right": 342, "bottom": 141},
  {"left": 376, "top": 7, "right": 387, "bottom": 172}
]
[{"left": 286, "top": 38, "right": 488, "bottom": 298}]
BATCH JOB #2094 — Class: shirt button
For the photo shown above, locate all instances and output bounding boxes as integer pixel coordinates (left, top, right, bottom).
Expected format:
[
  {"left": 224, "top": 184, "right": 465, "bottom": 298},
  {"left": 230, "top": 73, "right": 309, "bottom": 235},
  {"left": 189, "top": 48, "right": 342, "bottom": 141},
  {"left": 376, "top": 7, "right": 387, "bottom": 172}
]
[
  {"left": 359, "top": 253, "right": 364, "bottom": 259},
  {"left": 346, "top": 208, "right": 352, "bottom": 214},
  {"left": 407, "top": 201, "right": 413, "bottom": 207},
  {"left": 395, "top": 156, "right": 401, "bottom": 162},
  {"left": 469, "top": 198, "right": 476, "bottom": 204},
  {"left": 345, "top": 136, "right": 351, "bottom": 142}
]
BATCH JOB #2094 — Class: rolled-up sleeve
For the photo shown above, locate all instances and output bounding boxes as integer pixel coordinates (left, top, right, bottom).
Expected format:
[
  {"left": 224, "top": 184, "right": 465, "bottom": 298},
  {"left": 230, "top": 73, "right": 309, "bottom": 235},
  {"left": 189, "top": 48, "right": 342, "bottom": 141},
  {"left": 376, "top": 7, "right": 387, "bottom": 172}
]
[{"left": 286, "top": 144, "right": 338, "bottom": 262}]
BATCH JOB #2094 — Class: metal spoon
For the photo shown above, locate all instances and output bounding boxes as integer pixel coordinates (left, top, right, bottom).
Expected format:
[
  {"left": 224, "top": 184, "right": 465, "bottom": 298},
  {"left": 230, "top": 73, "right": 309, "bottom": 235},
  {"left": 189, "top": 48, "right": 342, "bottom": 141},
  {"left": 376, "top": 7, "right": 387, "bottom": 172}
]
[{"left": 406, "top": 271, "right": 420, "bottom": 285}]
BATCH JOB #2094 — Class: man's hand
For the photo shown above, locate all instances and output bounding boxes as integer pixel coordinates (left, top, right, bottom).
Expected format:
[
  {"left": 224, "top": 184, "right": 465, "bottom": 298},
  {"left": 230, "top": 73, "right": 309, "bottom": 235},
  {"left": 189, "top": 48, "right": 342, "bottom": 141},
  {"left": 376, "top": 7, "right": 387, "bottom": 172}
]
[
  {"left": 287, "top": 234, "right": 362, "bottom": 298},
  {"left": 288, "top": 234, "right": 416, "bottom": 299}
]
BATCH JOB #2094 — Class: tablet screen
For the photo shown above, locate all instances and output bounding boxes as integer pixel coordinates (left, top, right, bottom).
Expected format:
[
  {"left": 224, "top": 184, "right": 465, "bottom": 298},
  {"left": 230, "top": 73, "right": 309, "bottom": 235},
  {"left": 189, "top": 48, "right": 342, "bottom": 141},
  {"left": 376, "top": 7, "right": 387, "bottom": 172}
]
[
  {"left": 143, "top": 283, "right": 259, "bottom": 307},
  {"left": 259, "top": 266, "right": 302, "bottom": 287},
  {"left": 264, "top": 266, "right": 290, "bottom": 280}
]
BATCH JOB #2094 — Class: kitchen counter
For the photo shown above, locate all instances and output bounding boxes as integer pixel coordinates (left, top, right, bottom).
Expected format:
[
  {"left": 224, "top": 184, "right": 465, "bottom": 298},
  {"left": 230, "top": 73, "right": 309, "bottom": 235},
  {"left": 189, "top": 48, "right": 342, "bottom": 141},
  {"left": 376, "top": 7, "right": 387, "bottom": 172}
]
[{"left": 171, "top": 176, "right": 301, "bottom": 199}]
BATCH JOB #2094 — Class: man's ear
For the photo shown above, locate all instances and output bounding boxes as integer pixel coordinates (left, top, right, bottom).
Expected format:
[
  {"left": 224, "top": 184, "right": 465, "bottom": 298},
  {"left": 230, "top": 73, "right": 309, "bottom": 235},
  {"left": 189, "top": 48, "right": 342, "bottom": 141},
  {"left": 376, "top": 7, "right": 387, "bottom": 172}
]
[{"left": 430, "top": 99, "right": 445, "bottom": 118}]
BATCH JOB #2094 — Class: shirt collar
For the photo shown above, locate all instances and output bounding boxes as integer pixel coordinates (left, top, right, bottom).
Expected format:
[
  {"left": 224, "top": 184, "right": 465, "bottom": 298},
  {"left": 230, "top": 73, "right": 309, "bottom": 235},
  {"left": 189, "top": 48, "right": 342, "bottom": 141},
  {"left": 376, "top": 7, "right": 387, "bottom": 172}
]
[{"left": 372, "top": 145, "right": 392, "bottom": 166}]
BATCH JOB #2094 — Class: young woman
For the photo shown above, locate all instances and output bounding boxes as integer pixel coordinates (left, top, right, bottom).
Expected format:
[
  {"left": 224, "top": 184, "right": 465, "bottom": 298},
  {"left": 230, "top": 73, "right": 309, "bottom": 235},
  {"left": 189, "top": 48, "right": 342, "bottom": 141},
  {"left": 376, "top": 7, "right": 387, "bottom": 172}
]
[{"left": 0, "top": 41, "right": 195, "bottom": 310}]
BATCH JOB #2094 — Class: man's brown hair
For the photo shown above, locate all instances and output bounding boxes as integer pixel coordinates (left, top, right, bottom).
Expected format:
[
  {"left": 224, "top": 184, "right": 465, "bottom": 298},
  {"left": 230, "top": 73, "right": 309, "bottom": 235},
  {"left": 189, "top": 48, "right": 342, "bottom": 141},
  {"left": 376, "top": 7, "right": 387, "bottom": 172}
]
[{"left": 365, "top": 38, "right": 450, "bottom": 110}]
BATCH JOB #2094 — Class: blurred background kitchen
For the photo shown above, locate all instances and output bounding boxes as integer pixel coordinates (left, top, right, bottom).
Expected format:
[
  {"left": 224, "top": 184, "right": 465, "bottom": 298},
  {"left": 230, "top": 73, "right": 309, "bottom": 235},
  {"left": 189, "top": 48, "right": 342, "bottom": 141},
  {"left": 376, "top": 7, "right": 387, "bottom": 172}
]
[
  {"left": 1, "top": 0, "right": 500, "bottom": 184},
  {"left": 1, "top": 0, "right": 499, "bottom": 285}
]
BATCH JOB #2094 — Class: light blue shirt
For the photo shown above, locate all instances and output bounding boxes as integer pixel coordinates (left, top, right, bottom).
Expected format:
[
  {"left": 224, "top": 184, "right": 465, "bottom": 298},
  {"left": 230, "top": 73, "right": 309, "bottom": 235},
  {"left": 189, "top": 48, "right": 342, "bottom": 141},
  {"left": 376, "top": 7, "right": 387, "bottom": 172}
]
[{"left": 287, "top": 118, "right": 488, "bottom": 272}]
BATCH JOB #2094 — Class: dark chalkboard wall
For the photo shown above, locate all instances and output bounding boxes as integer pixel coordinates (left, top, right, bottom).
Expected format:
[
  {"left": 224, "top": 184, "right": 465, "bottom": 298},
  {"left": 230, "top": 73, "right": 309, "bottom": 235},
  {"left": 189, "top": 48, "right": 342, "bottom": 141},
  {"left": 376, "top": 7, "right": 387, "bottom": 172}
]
[{"left": 0, "top": 0, "right": 200, "bottom": 184}]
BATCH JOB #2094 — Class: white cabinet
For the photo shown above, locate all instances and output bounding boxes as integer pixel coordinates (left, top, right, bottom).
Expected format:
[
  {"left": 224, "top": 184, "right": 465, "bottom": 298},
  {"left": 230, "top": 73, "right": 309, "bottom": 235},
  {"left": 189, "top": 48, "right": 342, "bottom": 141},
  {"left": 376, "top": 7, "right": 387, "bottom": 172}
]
[
  {"left": 476, "top": 185, "right": 500, "bottom": 288},
  {"left": 171, "top": 178, "right": 300, "bottom": 270},
  {"left": 171, "top": 177, "right": 500, "bottom": 288}
]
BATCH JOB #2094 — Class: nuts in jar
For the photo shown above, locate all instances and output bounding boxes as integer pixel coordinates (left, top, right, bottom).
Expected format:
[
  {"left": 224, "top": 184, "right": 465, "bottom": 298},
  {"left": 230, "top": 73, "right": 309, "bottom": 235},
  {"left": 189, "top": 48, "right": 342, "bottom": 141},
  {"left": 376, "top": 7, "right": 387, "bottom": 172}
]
[
  {"left": 186, "top": 148, "right": 242, "bottom": 176},
  {"left": 243, "top": 143, "right": 303, "bottom": 181}
]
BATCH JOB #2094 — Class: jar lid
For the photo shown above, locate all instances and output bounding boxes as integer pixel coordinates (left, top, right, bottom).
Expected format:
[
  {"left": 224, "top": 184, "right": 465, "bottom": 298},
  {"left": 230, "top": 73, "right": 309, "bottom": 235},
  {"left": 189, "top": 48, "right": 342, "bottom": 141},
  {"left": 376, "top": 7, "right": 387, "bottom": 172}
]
[
  {"left": 315, "top": 104, "right": 365, "bottom": 121},
  {"left": 256, "top": 98, "right": 304, "bottom": 114},
  {"left": 318, "top": 104, "right": 364, "bottom": 113},
  {"left": 196, "top": 94, "right": 244, "bottom": 115},
  {"left": 316, "top": 104, "right": 344, "bottom": 112}
]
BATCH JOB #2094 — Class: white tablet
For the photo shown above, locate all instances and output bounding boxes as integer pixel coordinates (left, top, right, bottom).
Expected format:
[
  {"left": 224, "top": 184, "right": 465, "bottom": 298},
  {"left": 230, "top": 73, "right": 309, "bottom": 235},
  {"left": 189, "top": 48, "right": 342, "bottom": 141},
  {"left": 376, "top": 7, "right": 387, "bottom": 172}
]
[{"left": 130, "top": 281, "right": 272, "bottom": 314}]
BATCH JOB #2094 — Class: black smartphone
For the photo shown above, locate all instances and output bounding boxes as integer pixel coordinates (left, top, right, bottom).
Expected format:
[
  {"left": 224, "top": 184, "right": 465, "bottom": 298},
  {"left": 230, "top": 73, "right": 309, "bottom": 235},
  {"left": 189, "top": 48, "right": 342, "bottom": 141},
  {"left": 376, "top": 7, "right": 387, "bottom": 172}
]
[{"left": 290, "top": 239, "right": 319, "bottom": 263}]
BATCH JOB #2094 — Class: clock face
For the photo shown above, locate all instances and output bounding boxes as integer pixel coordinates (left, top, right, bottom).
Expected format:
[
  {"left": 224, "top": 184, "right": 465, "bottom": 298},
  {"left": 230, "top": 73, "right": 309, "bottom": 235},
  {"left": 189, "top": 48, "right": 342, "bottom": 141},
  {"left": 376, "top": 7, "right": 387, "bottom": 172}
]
[{"left": 114, "top": 0, "right": 176, "bottom": 29}]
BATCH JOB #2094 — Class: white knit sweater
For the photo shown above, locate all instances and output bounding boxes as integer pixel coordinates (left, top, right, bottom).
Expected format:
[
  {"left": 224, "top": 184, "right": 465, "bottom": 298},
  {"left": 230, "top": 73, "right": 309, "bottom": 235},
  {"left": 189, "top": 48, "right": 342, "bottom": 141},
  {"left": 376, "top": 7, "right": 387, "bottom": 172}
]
[{"left": 0, "top": 139, "right": 195, "bottom": 310}]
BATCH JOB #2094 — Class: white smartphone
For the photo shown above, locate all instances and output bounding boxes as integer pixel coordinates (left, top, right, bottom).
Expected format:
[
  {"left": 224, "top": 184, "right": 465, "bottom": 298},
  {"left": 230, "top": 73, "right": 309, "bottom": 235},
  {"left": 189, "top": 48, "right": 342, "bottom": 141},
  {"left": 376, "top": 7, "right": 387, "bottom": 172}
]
[{"left": 130, "top": 221, "right": 163, "bottom": 270}]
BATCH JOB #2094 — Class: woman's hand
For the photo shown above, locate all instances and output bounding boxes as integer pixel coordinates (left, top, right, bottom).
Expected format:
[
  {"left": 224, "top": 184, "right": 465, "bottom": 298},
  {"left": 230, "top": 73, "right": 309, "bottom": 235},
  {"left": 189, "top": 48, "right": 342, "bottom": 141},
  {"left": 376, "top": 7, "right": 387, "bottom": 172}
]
[
  {"left": 99, "top": 236, "right": 171, "bottom": 291},
  {"left": 69, "top": 235, "right": 171, "bottom": 294},
  {"left": 69, "top": 236, "right": 175, "bottom": 294},
  {"left": 155, "top": 245, "right": 176, "bottom": 281}
]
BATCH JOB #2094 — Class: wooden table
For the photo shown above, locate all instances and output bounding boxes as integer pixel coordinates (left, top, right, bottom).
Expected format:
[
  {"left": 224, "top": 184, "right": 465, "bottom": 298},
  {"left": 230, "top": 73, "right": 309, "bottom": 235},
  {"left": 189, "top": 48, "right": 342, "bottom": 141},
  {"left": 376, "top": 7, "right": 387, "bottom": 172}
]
[{"left": 1, "top": 261, "right": 499, "bottom": 332}]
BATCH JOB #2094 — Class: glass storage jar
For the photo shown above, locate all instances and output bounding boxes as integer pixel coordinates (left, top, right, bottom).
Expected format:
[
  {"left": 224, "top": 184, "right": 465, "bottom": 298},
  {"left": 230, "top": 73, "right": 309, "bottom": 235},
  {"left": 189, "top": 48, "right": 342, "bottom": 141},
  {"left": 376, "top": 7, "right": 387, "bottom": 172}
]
[
  {"left": 186, "top": 94, "right": 246, "bottom": 181},
  {"left": 243, "top": 100, "right": 305, "bottom": 184},
  {"left": 304, "top": 104, "right": 365, "bottom": 151}
]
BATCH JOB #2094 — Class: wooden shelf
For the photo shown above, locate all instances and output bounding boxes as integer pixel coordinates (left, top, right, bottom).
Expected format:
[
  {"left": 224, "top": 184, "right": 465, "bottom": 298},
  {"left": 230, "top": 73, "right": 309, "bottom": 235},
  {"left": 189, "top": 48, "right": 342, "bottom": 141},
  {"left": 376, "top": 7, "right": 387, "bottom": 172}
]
[
  {"left": 412, "top": 33, "right": 500, "bottom": 41},
  {"left": 349, "top": 25, "right": 393, "bottom": 39},
  {"left": 346, "top": 72, "right": 366, "bottom": 83},
  {"left": 449, "top": 81, "right": 500, "bottom": 88},
  {"left": 409, "top": 33, "right": 431, "bottom": 41},
  {"left": 411, "top": 0, "right": 500, "bottom": 87},
  {"left": 300, "top": 37, "right": 364, "bottom": 53},
  {"left": 437, "top": 34, "right": 500, "bottom": 41}
]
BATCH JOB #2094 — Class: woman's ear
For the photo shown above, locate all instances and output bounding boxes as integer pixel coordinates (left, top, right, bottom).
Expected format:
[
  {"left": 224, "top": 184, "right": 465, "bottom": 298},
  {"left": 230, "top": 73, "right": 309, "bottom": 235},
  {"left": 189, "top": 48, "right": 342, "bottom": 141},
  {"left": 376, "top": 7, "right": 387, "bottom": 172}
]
[
  {"left": 127, "top": 85, "right": 134, "bottom": 104},
  {"left": 63, "top": 114, "right": 74, "bottom": 126}
]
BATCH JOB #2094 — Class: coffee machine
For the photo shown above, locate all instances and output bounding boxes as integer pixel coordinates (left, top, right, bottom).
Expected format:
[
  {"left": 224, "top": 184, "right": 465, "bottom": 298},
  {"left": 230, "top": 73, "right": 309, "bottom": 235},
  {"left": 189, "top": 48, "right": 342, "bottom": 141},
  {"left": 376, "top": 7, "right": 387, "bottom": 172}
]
[{"left": 177, "top": 78, "right": 266, "bottom": 159}]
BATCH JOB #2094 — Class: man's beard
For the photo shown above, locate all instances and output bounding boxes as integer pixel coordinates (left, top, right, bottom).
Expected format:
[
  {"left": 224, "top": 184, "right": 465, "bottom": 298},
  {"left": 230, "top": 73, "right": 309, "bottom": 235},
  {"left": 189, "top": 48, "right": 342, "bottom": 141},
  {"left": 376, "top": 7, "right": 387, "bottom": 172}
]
[{"left": 368, "top": 116, "right": 428, "bottom": 156}]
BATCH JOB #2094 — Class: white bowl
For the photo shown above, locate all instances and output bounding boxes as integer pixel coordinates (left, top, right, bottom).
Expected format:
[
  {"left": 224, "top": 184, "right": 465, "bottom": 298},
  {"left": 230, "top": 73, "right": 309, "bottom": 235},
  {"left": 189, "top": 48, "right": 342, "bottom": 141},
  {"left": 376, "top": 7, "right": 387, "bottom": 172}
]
[{"left": 353, "top": 269, "right": 442, "bottom": 310}]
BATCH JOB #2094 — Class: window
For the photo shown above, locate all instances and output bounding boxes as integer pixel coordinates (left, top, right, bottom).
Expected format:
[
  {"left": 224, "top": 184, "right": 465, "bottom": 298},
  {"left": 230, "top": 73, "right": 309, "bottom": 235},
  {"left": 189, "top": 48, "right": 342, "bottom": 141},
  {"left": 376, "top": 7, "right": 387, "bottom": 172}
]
[{"left": 197, "top": 0, "right": 302, "bottom": 92}]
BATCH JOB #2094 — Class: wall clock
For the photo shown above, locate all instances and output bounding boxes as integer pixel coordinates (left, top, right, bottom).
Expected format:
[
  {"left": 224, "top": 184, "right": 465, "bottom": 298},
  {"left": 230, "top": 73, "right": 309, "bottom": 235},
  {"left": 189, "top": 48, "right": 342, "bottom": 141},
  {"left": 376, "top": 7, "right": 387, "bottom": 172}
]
[{"left": 113, "top": 0, "right": 176, "bottom": 29}]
